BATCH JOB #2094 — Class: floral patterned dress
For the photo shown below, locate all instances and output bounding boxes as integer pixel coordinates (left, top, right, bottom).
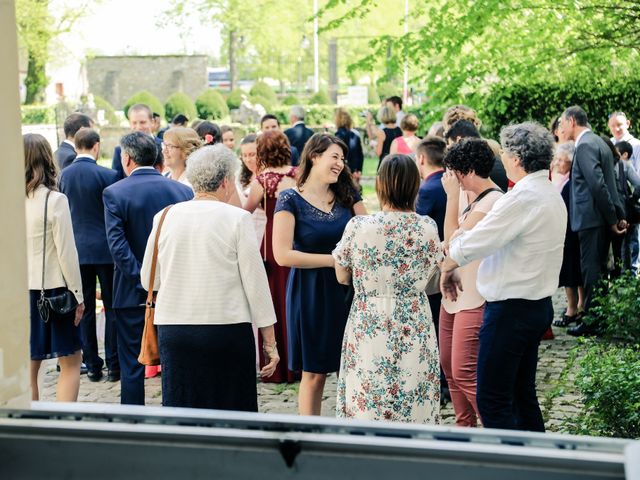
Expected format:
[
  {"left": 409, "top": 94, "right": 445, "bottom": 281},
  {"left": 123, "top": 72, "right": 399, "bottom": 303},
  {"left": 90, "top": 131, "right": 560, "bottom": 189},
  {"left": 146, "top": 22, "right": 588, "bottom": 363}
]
[{"left": 333, "top": 212, "right": 443, "bottom": 423}]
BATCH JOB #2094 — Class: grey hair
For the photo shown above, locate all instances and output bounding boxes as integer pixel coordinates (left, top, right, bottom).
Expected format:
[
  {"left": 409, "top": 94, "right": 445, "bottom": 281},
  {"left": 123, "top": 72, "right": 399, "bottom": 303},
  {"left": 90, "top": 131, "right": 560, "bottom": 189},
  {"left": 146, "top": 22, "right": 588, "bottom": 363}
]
[
  {"left": 186, "top": 144, "right": 238, "bottom": 193},
  {"left": 500, "top": 121, "right": 555, "bottom": 173},
  {"left": 555, "top": 141, "right": 575, "bottom": 160},
  {"left": 290, "top": 105, "right": 305, "bottom": 121},
  {"left": 120, "top": 131, "right": 157, "bottom": 166}
]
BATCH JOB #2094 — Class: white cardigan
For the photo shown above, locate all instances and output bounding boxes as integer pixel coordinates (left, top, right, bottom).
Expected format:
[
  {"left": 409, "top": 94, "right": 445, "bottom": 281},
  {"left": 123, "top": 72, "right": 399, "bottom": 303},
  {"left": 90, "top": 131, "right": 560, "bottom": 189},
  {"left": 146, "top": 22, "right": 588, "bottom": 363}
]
[
  {"left": 25, "top": 186, "right": 83, "bottom": 303},
  {"left": 140, "top": 200, "right": 276, "bottom": 328}
]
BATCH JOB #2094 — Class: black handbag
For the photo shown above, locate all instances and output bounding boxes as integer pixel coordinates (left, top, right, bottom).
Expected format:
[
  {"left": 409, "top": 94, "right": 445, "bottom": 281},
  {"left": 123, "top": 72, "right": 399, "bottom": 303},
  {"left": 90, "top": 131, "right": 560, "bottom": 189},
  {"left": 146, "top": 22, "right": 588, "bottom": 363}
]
[{"left": 36, "top": 190, "right": 78, "bottom": 323}]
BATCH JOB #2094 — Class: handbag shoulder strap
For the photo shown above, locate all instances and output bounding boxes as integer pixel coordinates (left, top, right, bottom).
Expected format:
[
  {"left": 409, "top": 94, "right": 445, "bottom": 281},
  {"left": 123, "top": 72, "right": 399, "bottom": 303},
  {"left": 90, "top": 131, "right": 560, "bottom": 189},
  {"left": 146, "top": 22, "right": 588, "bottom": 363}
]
[
  {"left": 41, "top": 189, "right": 52, "bottom": 295},
  {"left": 146, "top": 205, "right": 173, "bottom": 307},
  {"left": 461, "top": 187, "right": 503, "bottom": 216}
]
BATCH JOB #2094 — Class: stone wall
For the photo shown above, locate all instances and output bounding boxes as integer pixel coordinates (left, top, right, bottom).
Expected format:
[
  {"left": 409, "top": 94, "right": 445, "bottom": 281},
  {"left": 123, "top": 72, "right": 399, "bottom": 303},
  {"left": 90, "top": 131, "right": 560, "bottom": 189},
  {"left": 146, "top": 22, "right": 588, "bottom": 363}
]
[{"left": 87, "top": 55, "right": 209, "bottom": 109}]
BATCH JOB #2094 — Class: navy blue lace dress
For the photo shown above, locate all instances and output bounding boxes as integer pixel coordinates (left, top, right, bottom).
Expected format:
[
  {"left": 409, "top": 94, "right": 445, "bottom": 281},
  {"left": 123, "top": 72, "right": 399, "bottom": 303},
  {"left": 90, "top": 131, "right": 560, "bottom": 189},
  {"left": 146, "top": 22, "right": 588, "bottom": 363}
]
[{"left": 275, "top": 188, "right": 359, "bottom": 374}]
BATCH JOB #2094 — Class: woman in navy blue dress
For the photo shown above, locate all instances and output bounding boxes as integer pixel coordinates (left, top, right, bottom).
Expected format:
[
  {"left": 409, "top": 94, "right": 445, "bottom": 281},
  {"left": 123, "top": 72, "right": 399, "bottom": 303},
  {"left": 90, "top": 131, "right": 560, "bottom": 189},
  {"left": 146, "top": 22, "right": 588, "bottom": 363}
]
[{"left": 273, "top": 133, "right": 367, "bottom": 415}]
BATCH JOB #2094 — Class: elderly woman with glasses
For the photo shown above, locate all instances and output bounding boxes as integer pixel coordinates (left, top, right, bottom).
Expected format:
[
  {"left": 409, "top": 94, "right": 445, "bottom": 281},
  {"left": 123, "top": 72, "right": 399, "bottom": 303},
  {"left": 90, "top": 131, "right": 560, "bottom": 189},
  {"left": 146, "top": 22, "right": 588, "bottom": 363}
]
[
  {"left": 140, "top": 144, "right": 279, "bottom": 411},
  {"left": 440, "top": 122, "right": 567, "bottom": 432}
]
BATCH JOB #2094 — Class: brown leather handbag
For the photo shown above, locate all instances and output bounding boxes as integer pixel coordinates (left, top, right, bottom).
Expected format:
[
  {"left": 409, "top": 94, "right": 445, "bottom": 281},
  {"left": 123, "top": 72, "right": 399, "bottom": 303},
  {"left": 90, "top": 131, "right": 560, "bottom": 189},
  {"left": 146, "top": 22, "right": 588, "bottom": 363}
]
[{"left": 138, "top": 205, "right": 172, "bottom": 366}]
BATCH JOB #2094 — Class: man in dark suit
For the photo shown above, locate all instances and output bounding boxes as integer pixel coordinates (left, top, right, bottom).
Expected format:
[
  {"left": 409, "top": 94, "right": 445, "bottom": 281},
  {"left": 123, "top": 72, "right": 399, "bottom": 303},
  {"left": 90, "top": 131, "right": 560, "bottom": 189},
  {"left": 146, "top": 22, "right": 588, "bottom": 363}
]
[
  {"left": 59, "top": 128, "right": 120, "bottom": 382},
  {"left": 54, "top": 113, "right": 93, "bottom": 170},
  {"left": 559, "top": 106, "right": 626, "bottom": 336},
  {"left": 283, "top": 106, "right": 314, "bottom": 157},
  {"left": 112, "top": 104, "right": 163, "bottom": 180},
  {"left": 104, "top": 132, "right": 193, "bottom": 404},
  {"left": 261, "top": 114, "right": 300, "bottom": 165}
]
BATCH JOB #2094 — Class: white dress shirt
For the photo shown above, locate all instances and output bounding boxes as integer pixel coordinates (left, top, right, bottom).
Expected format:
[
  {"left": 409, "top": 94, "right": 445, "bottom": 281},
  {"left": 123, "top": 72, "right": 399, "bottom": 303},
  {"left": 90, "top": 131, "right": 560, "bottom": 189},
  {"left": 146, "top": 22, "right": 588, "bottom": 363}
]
[
  {"left": 449, "top": 170, "right": 567, "bottom": 302},
  {"left": 140, "top": 200, "right": 276, "bottom": 328},
  {"left": 25, "top": 185, "right": 83, "bottom": 303}
]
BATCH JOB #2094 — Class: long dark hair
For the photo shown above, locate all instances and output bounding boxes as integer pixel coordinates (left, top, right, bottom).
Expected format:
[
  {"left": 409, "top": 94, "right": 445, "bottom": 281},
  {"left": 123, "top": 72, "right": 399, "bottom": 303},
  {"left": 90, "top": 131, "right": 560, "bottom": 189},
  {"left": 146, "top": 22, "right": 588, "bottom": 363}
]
[
  {"left": 24, "top": 133, "right": 58, "bottom": 195},
  {"left": 297, "top": 133, "right": 356, "bottom": 207}
]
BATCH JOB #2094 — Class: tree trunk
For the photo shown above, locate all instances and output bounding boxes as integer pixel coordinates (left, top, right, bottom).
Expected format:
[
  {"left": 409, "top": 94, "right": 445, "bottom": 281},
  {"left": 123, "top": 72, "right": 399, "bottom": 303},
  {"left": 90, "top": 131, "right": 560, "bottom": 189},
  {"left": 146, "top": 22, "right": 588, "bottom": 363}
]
[{"left": 229, "top": 29, "right": 237, "bottom": 91}]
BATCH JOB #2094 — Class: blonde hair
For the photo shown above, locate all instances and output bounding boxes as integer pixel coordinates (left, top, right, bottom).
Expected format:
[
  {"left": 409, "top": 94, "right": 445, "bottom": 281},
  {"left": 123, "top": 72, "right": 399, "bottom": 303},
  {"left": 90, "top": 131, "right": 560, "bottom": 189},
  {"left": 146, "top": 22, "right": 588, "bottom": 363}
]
[
  {"left": 400, "top": 114, "right": 419, "bottom": 132},
  {"left": 442, "top": 105, "right": 481, "bottom": 135},
  {"left": 334, "top": 108, "right": 353, "bottom": 129},
  {"left": 164, "top": 127, "right": 202, "bottom": 160},
  {"left": 377, "top": 105, "right": 396, "bottom": 125}
]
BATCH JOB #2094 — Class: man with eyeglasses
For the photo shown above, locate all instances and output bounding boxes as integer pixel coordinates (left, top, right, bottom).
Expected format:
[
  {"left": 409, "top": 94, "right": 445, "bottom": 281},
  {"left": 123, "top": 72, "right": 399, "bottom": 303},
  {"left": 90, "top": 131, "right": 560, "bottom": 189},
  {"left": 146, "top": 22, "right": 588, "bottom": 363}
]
[{"left": 111, "top": 104, "right": 164, "bottom": 180}]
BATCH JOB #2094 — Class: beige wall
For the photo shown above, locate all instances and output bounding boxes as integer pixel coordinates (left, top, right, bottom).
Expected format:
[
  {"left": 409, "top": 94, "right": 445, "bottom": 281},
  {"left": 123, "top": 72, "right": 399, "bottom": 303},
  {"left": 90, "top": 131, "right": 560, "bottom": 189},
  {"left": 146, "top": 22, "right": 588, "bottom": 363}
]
[{"left": 0, "top": 0, "right": 30, "bottom": 407}]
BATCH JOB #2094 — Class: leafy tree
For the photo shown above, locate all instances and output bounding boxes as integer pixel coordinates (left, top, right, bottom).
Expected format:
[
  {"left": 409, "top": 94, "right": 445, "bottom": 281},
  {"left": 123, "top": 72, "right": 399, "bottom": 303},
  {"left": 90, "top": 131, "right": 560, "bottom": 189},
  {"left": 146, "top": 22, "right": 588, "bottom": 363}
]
[
  {"left": 164, "top": 92, "right": 197, "bottom": 122},
  {"left": 195, "top": 90, "right": 229, "bottom": 119},
  {"left": 123, "top": 91, "right": 165, "bottom": 120},
  {"left": 250, "top": 81, "right": 278, "bottom": 106}
]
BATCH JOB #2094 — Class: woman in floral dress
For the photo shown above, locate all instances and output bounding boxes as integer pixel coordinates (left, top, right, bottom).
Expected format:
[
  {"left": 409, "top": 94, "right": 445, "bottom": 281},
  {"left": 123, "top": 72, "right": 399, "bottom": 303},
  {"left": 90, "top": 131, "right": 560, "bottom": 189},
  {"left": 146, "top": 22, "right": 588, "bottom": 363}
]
[{"left": 333, "top": 154, "right": 443, "bottom": 423}]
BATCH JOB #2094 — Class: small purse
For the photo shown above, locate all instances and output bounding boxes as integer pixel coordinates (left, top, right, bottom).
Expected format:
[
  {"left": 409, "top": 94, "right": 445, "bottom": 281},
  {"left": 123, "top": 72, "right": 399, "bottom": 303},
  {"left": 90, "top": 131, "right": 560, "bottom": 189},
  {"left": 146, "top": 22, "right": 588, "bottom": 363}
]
[
  {"left": 138, "top": 205, "right": 173, "bottom": 366},
  {"left": 36, "top": 190, "right": 78, "bottom": 323}
]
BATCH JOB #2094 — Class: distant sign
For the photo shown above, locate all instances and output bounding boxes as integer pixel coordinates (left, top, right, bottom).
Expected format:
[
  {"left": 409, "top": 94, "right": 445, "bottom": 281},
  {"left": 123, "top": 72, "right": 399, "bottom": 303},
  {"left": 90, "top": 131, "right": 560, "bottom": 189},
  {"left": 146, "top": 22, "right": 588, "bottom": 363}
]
[{"left": 337, "top": 86, "right": 368, "bottom": 106}]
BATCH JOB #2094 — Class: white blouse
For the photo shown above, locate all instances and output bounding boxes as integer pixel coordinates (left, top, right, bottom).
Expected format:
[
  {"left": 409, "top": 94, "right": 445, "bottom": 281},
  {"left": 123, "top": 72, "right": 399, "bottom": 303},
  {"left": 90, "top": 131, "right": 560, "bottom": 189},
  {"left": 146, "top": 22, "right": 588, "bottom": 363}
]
[
  {"left": 140, "top": 200, "right": 276, "bottom": 328},
  {"left": 25, "top": 186, "right": 83, "bottom": 303}
]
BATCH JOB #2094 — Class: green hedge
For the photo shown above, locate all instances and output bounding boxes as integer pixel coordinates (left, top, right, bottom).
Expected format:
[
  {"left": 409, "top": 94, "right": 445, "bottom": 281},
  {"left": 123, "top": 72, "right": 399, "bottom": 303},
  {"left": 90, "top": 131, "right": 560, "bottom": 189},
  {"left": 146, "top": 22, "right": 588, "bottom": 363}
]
[
  {"left": 164, "top": 92, "right": 197, "bottom": 123},
  {"left": 478, "top": 77, "right": 640, "bottom": 139},
  {"left": 227, "top": 88, "right": 245, "bottom": 110},
  {"left": 250, "top": 81, "right": 277, "bottom": 106},
  {"left": 196, "top": 90, "right": 229, "bottom": 120},
  {"left": 123, "top": 90, "right": 165, "bottom": 120},
  {"left": 282, "top": 94, "right": 300, "bottom": 106},
  {"left": 93, "top": 95, "right": 119, "bottom": 126},
  {"left": 21, "top": 105, "right": 55, "bottom": 125},
  {"left": 309, "top": 89, "right": 332, "bottom": 105}
]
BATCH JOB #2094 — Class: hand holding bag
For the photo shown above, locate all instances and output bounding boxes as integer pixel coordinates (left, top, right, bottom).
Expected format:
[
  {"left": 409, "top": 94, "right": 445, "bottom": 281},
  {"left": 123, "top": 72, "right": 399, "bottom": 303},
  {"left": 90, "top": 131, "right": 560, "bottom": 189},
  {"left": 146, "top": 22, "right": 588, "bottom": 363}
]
[
  {"left": 36, "top": 190, "right": 78, "bottom": 323},
  {"left": 138, "top": 205, "right": 172, "bottom": 366}
]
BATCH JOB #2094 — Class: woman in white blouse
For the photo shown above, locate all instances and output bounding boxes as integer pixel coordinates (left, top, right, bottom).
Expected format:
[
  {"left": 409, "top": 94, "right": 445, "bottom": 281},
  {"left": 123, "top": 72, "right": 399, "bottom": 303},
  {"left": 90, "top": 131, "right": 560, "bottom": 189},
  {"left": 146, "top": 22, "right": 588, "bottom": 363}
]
[
  {"left": 141, "top": 143, "right": 279, "bottom": 411},
  {"left": 24, "top": 133, "right": 85, "bottom": 402}
]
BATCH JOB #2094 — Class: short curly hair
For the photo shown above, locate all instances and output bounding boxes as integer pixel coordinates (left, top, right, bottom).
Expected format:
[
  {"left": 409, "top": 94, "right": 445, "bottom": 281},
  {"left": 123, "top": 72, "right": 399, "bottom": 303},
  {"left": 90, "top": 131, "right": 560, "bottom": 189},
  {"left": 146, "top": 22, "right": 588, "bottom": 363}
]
[
  {"left": 256, "top": 130, "right": 291, "bottom": 169},
  {"left": 443, "top": 138, "right": 495, "bottom": 178},
  {"left": 186, "top": 144, "right": 238, "bottom": 193},
  {"left": 500, "top": 122, "right": 554, "bottom": 173}
]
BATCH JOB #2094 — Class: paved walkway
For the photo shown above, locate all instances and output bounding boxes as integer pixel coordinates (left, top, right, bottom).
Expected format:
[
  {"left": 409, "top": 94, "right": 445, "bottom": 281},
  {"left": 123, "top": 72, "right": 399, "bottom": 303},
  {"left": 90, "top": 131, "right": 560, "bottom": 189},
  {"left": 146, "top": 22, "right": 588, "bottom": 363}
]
[{"left": 39, "top": 290, "right": 581, "bottom": 430}]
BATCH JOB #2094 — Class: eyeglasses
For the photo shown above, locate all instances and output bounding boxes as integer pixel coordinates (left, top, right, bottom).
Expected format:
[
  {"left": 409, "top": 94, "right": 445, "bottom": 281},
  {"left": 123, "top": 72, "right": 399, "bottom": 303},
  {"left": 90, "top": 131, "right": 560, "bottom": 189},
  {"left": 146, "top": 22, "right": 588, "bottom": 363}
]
[{"left": 162, "top": 142, "right": 180, "bottom": 150}]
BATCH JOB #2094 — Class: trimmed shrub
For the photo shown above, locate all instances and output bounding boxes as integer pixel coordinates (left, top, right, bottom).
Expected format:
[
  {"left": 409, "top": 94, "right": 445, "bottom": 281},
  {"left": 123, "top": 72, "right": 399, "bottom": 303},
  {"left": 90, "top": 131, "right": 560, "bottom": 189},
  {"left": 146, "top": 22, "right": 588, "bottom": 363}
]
[
  {"left": 93, "top": 95, "right": 119, "bottom": 125},
  {"left": 123, "top": 90, "right": 164, "bottom": 120},
  {"left": 164, "top": 92, "right": 197, "bottom": 123},
  {"left": 250, "top": 81, "right": 278, "bottom": 105},
  {"left": 282, "top": 94, "right": 300, "bottom": 106},
  {"left": 309, "top": 89, "right": 332, "bottom": 105},
  {"left": 249, "top": 94, "right": 274, "bottom": 112},
  {"left": 227, "top": 88, "right": 245, "bottom": 110},
  {"left": 21, "top": 105, "right": 55, "bottom": 124},
  {"left": 195, "top": 90, "right": 229, "bottom": 120}
]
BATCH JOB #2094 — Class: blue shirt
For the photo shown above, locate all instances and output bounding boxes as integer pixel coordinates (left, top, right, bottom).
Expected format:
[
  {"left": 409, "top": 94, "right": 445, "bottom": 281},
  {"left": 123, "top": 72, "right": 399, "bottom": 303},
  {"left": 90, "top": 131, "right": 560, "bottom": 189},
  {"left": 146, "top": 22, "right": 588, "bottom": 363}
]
[{"left": 416, "top": 170, "right": 446, "bottom": 241}]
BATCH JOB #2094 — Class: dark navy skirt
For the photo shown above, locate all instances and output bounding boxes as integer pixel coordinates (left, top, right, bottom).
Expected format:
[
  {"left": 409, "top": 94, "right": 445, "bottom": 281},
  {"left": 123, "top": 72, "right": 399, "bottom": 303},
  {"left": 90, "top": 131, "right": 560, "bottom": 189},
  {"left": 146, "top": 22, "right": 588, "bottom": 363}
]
[
  {"left": 158, "top": 322, "right": 258, "bottom": 412},
  {"left": 29, "top": 288, "right": 81, "bottom": 361}
]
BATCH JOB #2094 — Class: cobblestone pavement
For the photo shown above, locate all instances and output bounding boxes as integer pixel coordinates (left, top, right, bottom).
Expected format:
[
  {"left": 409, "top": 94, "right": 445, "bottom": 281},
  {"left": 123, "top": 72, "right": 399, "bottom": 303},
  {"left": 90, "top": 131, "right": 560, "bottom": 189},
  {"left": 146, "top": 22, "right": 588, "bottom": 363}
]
[{"left": 39, "top": 289, "right": 580, "bottom": 430}]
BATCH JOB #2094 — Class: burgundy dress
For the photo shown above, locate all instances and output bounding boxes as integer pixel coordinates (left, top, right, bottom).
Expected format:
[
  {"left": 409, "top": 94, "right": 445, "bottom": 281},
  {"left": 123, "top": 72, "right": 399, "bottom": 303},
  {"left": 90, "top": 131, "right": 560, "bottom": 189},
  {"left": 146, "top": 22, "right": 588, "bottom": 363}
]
[{"left": 257, "top": 168, "right": 301, "bottom": 383}]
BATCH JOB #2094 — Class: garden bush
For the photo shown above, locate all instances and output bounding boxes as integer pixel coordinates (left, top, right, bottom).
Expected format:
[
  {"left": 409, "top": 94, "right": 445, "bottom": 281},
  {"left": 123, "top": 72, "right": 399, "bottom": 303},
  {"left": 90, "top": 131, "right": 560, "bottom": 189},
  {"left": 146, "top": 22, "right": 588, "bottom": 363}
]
[
  {"left": 565, "top": 341, "right": 640, "bottom": 438},
  {"left": 282, "top": 94, "right": 300, "bottom": 106},
  {"left": 376, "top": 81, "right": 398, "bottom": 102},
  {"left": 250, "top": 81, "right": 278, "bottom": 106},
  {"left": 249, "top": 94, "right": 274, "bottom": 112},
  {"left": 309, "top": 89, "right": 332, "bottom": 105},
  {"left": 123, "top": 90, "right": 164, "bottom": 120},
  {"left": 93, "top": 95, "right": 119, "bottom": 125},
  {"left": 164, "top": 92, "right": 197, "bottom": 122},
  {"left": 226, "top": 88, "right": 245, "bottom": 110},
  {"left": 270, "top": 105, "right": 377, "bottom": 127},
  {"left": 21, "top": 105, "right": 55, "bottom": 124},
  {"left": 196, "top": 90, "right": 229, "bottom": 120}
]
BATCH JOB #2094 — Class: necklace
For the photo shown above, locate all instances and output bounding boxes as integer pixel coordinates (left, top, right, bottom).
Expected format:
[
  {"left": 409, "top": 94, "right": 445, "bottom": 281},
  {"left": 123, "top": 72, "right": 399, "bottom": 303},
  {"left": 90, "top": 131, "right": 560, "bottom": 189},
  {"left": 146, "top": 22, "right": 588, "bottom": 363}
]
[{"left": 194, "top": 192, "right": 223, "bottom": 201}]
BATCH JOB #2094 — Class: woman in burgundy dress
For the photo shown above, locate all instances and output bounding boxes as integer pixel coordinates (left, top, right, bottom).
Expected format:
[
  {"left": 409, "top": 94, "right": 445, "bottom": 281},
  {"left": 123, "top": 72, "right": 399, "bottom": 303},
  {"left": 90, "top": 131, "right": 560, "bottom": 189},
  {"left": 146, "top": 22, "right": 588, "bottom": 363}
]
[{"left": 245, "top": 130, "right": 300, "bottom": 383}]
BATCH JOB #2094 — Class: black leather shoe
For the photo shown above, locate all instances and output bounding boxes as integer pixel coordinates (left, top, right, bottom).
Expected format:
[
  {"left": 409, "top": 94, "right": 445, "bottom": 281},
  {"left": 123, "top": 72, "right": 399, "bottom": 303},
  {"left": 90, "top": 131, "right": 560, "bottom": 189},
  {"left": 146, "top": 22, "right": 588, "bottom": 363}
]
[
  {"left": 87, "top": 369, "right": 103, "bottom": 382},
  {"left": 107, "top": 370, "right": 120, "bottom": 382},
  {"left": 80, "top": 363, "right": 88, "bottom": 375},
  {"left": 567, "top": 322, "right": 595, "bottom": 337}
]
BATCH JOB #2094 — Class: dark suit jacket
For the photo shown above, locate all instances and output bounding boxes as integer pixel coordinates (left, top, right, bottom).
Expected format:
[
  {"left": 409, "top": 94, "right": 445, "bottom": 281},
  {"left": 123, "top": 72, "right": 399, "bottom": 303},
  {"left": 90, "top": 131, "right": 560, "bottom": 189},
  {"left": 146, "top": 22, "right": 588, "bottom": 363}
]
[
  {"left": 111, "top": 136, "right": 164, "bottom": 180},
  {"left": 570, "top": 130, "right": 624, "bottom": 231},
  {"left": 103, "top": 168, "right": 193, "bottom": 308},
  {"left": 284, "top": 123, "right": 314, "bottom": 155},
  {"left": 59, "top": 155, "right": 120, "bottom": 265},
  {"left": 54, "top": 141, "right": 77, "bottom": 170},
  {"left": 416, "top": 170, "right": 446, "bottom": 241},
  {"left": 335, "top": 127, "right": 364, "bottom": 173},
  {"left": 290, "top": 146, "right": 300, "bottom": 166}
]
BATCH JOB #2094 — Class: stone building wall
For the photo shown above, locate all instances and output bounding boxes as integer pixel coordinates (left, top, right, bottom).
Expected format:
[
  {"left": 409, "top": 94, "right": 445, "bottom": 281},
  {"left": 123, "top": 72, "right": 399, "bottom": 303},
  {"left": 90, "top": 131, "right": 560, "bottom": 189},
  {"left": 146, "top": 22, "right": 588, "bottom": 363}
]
[{"left": 87, "top": 55, "right": 208, "bottom": 109}]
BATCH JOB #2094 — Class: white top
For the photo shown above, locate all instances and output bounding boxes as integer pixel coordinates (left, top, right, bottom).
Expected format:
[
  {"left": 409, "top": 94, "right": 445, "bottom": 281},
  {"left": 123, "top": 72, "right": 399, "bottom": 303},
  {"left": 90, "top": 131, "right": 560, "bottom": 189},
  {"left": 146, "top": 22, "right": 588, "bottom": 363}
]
[
  {"left": 449, "top": 170, "right": 567, "bottom": 302},
  {"left": 25, "top": 186, "right": 83, "bottom": 303},
  {"left": 140, "top": 200, "right": 276, "bottom": 328}
]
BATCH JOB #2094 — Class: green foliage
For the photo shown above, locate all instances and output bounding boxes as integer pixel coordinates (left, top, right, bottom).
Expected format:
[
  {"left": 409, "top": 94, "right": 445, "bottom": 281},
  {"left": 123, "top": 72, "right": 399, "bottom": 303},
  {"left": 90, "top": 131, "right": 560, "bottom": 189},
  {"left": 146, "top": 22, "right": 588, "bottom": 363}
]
[
  {"left": 226, "top": 88, "right": 245, "bottom": 110},
  {"left": 309, "top": 90, "right": 332, "bottom": 105},
  {"left": 21, "top": 105, "right": 55, "bottom": 125},
  {"left": 93, "top": 95, "right": 119, "bottom": 125},
  {"left": 367, "top": 84, "right": 380, "bottom": 104},
  {"left": 583, "top": 271, "right": 640, "bottom": 345},
  {"left": 375, "top": 81, "right": 397, "bottom": 102},
  {"left": 249, "top": 95, "right": 274, "bottom": 112},
  {"left": 479, "top": 77, "right": 640, "bottom": 140},
  {"left": 164, "top": 92, "right": 197, "bottom": 122},
  {"left": 271, "top": 105, "right": 377, "bottom": 127},
  {"left": 195, "top": 90, "right": 229, "bottom": 120},
  {"left": 282, "top": 94, "right": 300, "bottom": 106},
  {"left": 249, "top": 81, "right": 278, "bottom": 105},
  {"left": 564, "top": 341, "right": 640, "bottom": 438},
  {"left": 123, "top": 91, "right": 165, "bottom": 120}
]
